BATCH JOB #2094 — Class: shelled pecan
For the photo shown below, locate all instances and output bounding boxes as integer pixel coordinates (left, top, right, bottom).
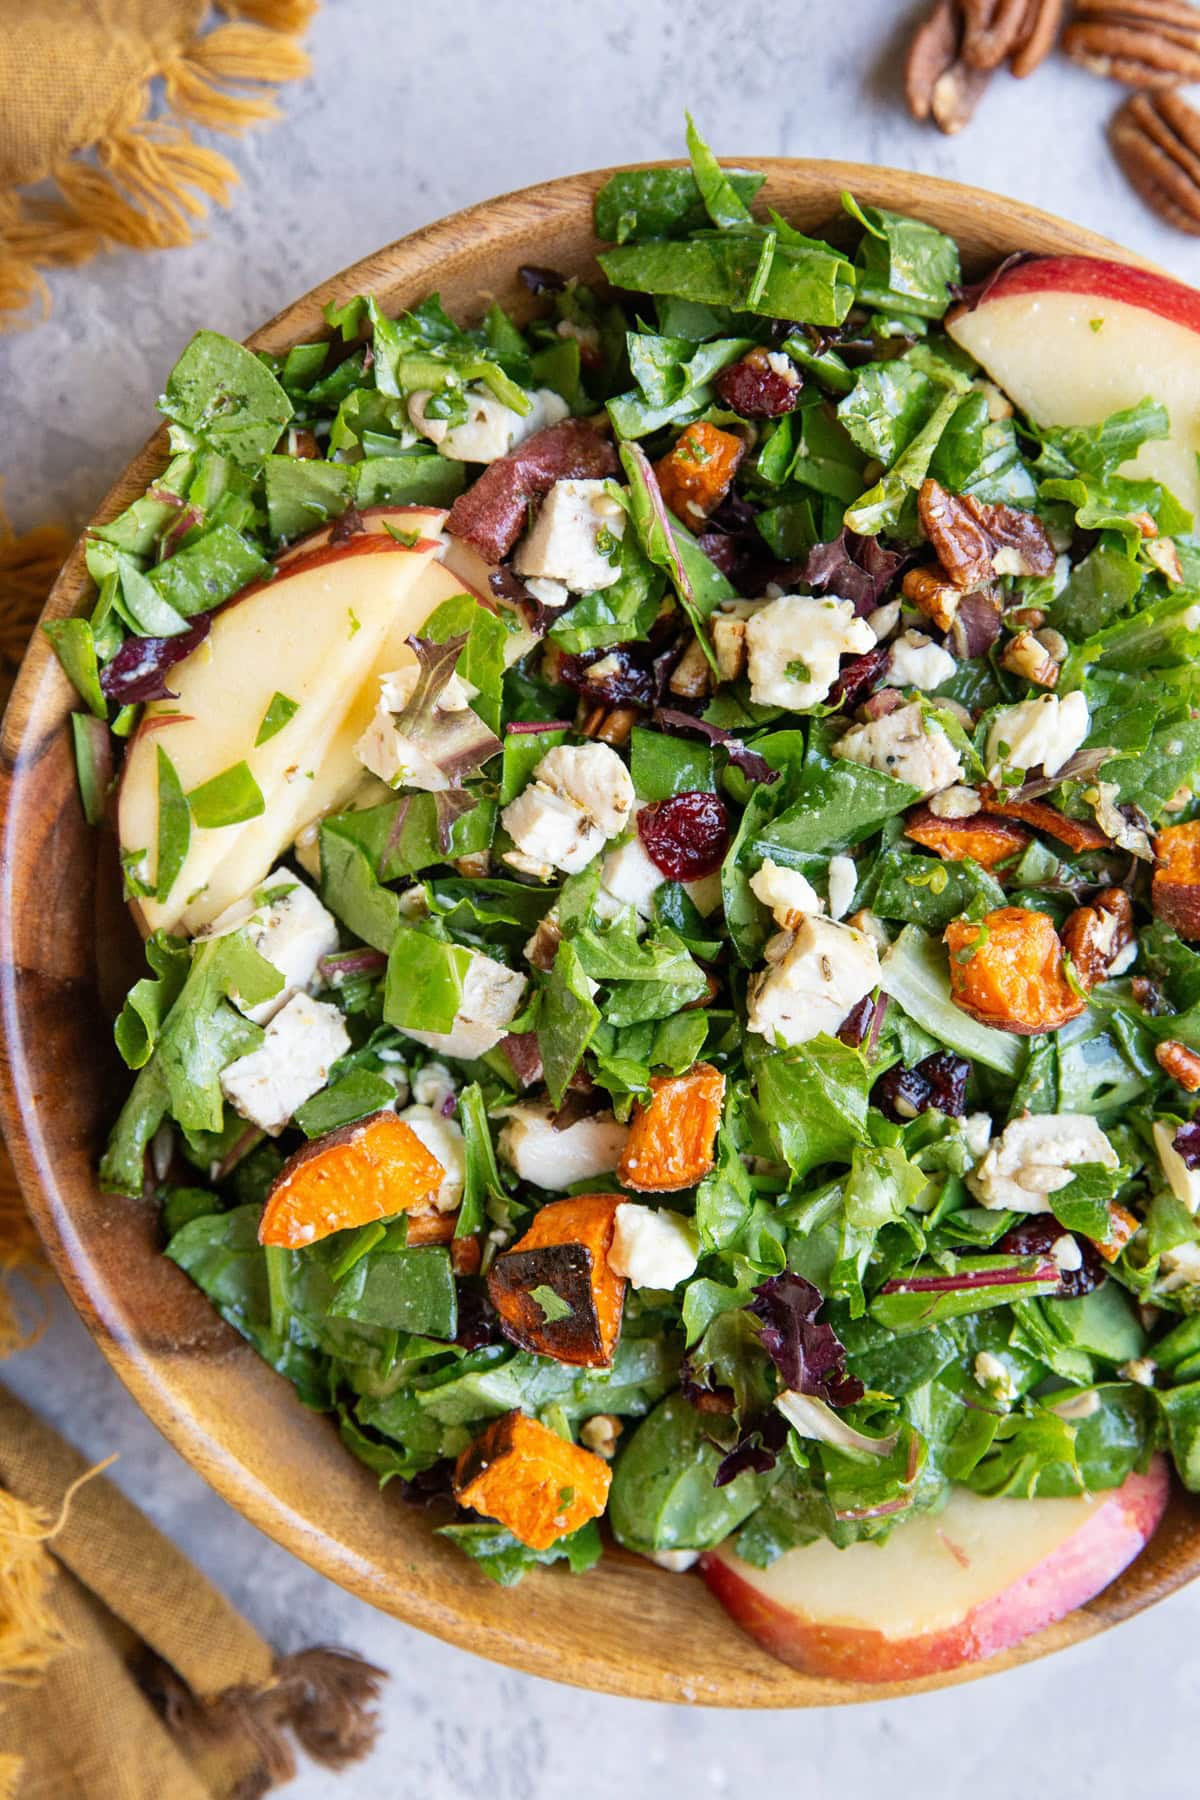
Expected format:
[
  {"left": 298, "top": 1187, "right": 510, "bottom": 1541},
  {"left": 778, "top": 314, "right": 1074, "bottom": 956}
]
[
  {"left": 1064, "top": 0, "right": 1200, "bottom": 86},
  {"left": 1110, "top": 90, "right": 1200, "bottom": 234},
  {"left": 905, "top": 0, "right": 1065, "bottom": 133}
]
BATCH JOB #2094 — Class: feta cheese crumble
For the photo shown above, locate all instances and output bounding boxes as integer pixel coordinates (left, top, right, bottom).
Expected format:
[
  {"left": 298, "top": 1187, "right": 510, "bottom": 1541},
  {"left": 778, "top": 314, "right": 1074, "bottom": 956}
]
[
  {"left": 985, "top": 691, "right": 1089, "bottom": 785},
  {"left": 749, "top": 858, "right": 822, "bottom": 927},
  {"left": 408, "top": 383, "right": 567, "bottom": 463},
  {"left": 501, "top": 742, "right": 635, "bottom": 880},
  {"left": 202, "top": 873, "right": 339, "bottom": 1025},
  {"left": 514, "top": 479, "right": 625, "bottom": 594},
  {"left": 609, "top": 1204, "right": 700, "bottom": 1290},
  {"left": 220, "top": 993, "right": 350, "bottom": 1136},
  {"left": 744, "top": 594, "right": 874, "bottom": 710},
  {"left": 398, "top": 1103, "right": 464, "bottom": 1211},
  {"left": 883, "top": 630, "right": 956, "bottom": 691}
]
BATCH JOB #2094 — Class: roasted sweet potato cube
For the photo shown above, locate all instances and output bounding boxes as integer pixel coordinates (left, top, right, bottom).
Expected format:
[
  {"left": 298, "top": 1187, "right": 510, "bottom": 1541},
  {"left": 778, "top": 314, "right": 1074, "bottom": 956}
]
[
  {"left": 487, "top": 1194, "right": 624, "bottom": 1367},
  {"left": 904, "top": 805, "right": 1030, "bottom": 872},
  {"left": 944, "top": 907, "right": 1085, "bottom": 1035},
  {"left": 654, "top": 422, "right": 745, "bottom": 524},
  {"left": 454, "top": 1410, "right": 612, "bottom": 1550},
  {"left": 1091, "top": 1202, "right": 1140, "bottom": 1265},
  {"left": 259, "top": 1110, "right": 445, "bottom": 1248},
  {"left": 1153, "top": 822, "right": 1200, "bottom": 939},
  {"left": 617, "top": 1063, "right": 725, "bottom": 1192},
  {"left": 983, "top": 795, "right": 1108, "bottom": 854}
]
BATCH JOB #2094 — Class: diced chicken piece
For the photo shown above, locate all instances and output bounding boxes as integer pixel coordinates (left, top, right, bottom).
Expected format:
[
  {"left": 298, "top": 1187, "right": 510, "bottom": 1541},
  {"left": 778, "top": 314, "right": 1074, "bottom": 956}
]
[
  {"left": 498, "top": 1104, "right": 630, "bottom": 1189},
  {"left": 826, "top": 854, "right": 857, "bottom": 921},
  {"left": 201, "top": 872, "right": 339, "bottom": 1025},
  {"left": 220, "top": 994, "right": 350, "bottom": 1135},
  {"left": 834, "top": 701, "right": 963, "bottom": 799},
  {"left": 968, "top": 1114, "right": 1118, "bottom": 1212},
  {"left": 355, "top": 664, "right": 480, "bottom": 792},
  {"left": 514, "top": 478, "right": 625, "bottom": 594},
  {"left": 747, "top": 915, "right": 880, "bottom": 1048}
]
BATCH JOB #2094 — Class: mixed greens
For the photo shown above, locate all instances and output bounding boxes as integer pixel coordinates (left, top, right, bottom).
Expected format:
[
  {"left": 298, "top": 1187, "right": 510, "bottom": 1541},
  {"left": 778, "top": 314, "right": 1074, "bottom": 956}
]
[{"left": 54, "top": 121, "right": 1200, "bottom": 1589}]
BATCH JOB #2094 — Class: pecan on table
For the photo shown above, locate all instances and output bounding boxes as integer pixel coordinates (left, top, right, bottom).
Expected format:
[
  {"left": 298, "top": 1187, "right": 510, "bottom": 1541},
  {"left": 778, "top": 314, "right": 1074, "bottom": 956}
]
[
  {"left": 1064, "top": 0, "right": 1200, "bottom": 86},
  {"left": 1110, "top": 90, "right": 1200, "bottom": 234},
  {"left": 905, "top": 0, "right": 1065, "bottom": 133}
]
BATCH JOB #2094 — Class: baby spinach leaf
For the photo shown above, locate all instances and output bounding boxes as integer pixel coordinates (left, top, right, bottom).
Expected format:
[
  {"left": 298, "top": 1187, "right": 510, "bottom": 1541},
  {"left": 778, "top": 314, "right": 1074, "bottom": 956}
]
[
  {"left": 159, "top": 330, "right": 293, "bottom": 469},
  {"left": 609, "top": 1393, "right": 776, "bottom": 1554},
  {"left": 384, "top": 929, "right": 472, "bottom": 1035},
  {"left": 187, "top": 761, "right": 265, "bottom": 830},
  {"left": 593, "top": 168, "right": 764, "bottom": 244}
]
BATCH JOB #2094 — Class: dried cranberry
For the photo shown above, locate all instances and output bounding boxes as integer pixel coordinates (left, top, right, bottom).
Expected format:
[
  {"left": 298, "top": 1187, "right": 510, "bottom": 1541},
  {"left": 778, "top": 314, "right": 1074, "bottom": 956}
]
[
  {"left": 837, "top": 996, "right": 874, "bottom": 1047},
  {"left": 873, "top": 1051, "right": 969, "bottom": 1121},
  {"left": 714, "top": 353, "right": 801, "bottom": 419},
  {"left": 917, "top": 1051, "right": 969, "bottom": 1117},
  {"left": 874, "top": 1065, "right": 933, "bottom": 1121},
  {"left": 637, "top": 791, "right": 731, "bottom": 882},
  {"left": 828, "top": 645, "right": 888, "bottom": 710},
  {"left": 560, "top": 644, "right": 654, "bottom": 709},
  {"left": 1174, "top": 1120, "right": 1200, "bottom": 1169},
  {"left": 996, "top": 1216, "right": 1106, "bottom": 1300}
]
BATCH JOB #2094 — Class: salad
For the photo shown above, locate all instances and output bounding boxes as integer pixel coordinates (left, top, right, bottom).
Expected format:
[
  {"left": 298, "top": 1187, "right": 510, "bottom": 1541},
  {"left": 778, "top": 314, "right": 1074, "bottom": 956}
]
[{"left": 51, "top": 122, "right": 1200, "bottom": 1631}]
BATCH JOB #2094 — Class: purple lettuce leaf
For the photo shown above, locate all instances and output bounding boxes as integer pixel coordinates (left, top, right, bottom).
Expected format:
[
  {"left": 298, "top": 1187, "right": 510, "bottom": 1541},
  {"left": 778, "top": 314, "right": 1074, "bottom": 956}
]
[
  {"left": 389, "top": 632, "right": 503, "bottom": 788},
  {"left": 802, "top": 528, "right": 906, "bottom": 616},
  {"left": 712, "top": 1411, "right": 788, "bottom": 1488},
  {"left": 99, "top": 613, "right": 212, "bottom": 705},
  {"left": 654, "top": 707, "right": 780, "bottom": 786},
  {"left": 746, "top": 1273, "right": 864, "bottom": 1407}
]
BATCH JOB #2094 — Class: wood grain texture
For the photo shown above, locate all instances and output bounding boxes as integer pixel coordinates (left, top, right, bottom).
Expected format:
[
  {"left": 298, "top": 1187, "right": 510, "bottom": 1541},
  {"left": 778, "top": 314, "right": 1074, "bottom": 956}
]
[{"left": 1, "top": 160, "right": 1197, "bottom": 1706}]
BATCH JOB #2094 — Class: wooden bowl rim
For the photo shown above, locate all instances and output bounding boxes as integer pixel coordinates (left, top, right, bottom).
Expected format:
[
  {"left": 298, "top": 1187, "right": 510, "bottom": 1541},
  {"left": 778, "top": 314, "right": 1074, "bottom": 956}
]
[{"left": 2, "top": 157, "right": 1198, "bottom": 1707}]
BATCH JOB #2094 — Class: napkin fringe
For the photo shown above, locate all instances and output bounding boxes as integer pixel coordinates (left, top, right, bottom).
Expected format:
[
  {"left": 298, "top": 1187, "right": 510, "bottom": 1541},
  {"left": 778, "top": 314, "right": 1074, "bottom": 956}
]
[
  {"left": 142, "top": 1644, "right": 386, "bottom": 1797},
  {"left": 0, "top": 2, "right": 315, "bottom": 329}
]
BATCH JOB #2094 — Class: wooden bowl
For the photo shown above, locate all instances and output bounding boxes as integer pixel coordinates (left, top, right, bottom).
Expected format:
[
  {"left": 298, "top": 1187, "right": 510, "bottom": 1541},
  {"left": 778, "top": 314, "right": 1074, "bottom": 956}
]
[{"left": 3, "top": 160, "right": 1198, "bottom": 1706}]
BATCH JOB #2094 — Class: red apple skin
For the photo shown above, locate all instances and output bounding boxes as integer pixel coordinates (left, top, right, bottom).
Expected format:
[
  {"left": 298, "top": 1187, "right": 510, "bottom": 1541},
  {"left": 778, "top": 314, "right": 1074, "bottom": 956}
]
[
  {"left": 244, "top": 530, "right": 440, "bottom": 592},
  {"left": 275, "top": 504, "right": 449, "bottom": 565},
  {"left": 700, "top": 1457, "right": 1169, "bottom": 1684},
  {"left": 953, "top": 256, "right": 1200, "bottom": 337}
]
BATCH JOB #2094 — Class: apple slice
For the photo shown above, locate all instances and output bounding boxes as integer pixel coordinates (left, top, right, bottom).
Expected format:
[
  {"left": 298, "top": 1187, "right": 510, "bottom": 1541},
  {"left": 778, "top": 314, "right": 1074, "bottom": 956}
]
[
  {"left": 119, "top": 528, "right": 443, "bottom": 935},
  {"left": 947, "top": 257, "right": 1200, "bottom": 523},
  {"left": 274, "top": 504, "right": 449, "bottom": 565},
  {"left": 700, "top": 1457, "right": 1169, "bottom": 1683}
]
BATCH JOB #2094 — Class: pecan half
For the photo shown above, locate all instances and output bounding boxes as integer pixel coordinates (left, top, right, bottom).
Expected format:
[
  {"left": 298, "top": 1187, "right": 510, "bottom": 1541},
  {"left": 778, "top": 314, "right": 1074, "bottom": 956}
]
[
  {"left": 999, "top": 629, "right": 1059, "bottom": 686},
  {"left": 963, "top": 0, "right": 1035, "bottom": 68},
  {"left": 1061, "top": 888, "right": 1135, "bottom": 991},
  {"left": 1156, "top": 1038, "right": 1200, "bottom": 1091},
  {"left": 907, "top": 0, "right": 994, "bottom": 132},
  {"left": 1110, "top": 91, "right": 1200, "bottom": 235},
  {"left": 918, "top": 480, "right": 1056, "bottom": 588},
  {"left": 1010, "top": 0, "right": 1067, "bottom": 75},
  {"left": 1065, "top": 0, "right": 1200, "bottom": 85}
]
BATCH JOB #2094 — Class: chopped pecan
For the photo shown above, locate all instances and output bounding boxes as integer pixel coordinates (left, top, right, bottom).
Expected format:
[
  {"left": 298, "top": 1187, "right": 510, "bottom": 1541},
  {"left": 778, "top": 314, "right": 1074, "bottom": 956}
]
[
  {"left": 1065, "top": 0, "right": 1200, "bottom": 85},
  {"left": 1156, "top": 1038, "right": 1200, "bottom": 1091},
  {"left": 999, "top": 630, "right": 1059, "bottom": 687},
  {"left": 711, "top": 614, "right": 748, "bottom": 682},
  {"left": 903, "top": 563, "right": 966, "bottom": 631},
  {"left": 1061, "top": 888, "right": 1135, "bottom": 991},
  {"left": 668, "top": 637, "right": 713, "bottom": 700},
  {"left": 1110, "top": 91, "right": 1200, "bottom": 235},
  {"left": 1145, "top": 536, "right": 1184, "bottom": 583},
  {"left": 580, "top": 702, "right": 638, "bottom": 747},
  {"left": 918, "top": 480, "right": 1055, "bottom": 587}
]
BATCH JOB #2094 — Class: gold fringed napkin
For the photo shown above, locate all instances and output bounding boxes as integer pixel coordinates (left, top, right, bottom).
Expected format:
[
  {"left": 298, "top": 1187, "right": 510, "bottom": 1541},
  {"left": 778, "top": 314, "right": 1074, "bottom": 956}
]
[
  {"left": 0, "top": 0, "right": 315, "bottom": 328},
  {"left": 0, "top": 1386, "right": 385, "bottom": 1798}
]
